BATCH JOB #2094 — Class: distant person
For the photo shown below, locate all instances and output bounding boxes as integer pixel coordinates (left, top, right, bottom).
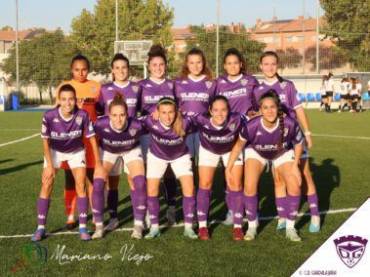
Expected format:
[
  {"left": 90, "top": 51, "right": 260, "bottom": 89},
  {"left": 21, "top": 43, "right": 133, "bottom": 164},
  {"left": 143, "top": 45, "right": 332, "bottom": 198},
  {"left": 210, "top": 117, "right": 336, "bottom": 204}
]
[
  {"left": 349, "top": 78, "right": 360, "bottom": 113},
  {"left": 338, "top": 77, "right": 350, "bottom": 112},
  {"left": 320, "top": 75, "right": 328, "bottom": 112},
  {"left": 356, "top": 78, "right": 363, "bottom": 112},
  {"left": 325, "top": 73, "right": 334, "bottom": 112}
]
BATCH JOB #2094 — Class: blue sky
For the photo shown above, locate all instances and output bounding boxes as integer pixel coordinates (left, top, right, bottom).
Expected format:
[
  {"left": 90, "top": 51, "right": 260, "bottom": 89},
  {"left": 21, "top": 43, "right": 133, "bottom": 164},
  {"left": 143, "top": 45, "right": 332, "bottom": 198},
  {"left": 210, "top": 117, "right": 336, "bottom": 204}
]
[{"left": 0, "top": 0, "right": 323, "bottom": 32}]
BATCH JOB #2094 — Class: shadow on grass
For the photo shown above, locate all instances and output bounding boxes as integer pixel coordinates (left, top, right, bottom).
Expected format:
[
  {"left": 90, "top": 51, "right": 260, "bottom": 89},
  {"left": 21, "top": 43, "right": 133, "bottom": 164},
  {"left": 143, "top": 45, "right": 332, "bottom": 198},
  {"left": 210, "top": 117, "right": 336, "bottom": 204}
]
[
  {"left": 0, "top": 160, "right": 42, "bottom": 176},
  {"left": 296, "top": 158, "right": 340, "bottom": 229}
]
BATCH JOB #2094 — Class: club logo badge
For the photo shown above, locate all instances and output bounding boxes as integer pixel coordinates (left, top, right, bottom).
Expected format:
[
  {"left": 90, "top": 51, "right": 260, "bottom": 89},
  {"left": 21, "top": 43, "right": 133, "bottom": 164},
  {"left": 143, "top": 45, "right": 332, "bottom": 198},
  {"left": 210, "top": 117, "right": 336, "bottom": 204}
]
[
  {"left": 206, "top": 81, "right": 213, "bottom": 89},
  {"left": 132, "top": 85, "right": 139, "bottom": 93},
  {"left": 129, "top": 128, "right": 137, "bottom": 137},
  {"left": 240, "top": 79, "right": 248, "bottom": 86},
  {"left": 76, "top": 116, "right": 83, "bottom": 126},
  {"left": 334, "top": 235, "right": 368, "bottom": 268}
]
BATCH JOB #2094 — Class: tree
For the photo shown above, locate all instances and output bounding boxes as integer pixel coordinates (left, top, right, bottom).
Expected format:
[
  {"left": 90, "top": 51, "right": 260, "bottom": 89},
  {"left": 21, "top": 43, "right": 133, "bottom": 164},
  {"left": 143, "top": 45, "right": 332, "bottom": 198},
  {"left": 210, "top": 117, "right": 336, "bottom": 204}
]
[
  {"left": 70, "top": 0, "right": 174, "bottom": 74},
  {"left": 1, "top": 26, "right": 13, "bottom": 31},
  {"left": 1, "top": 29, "right": 78, "bottom": 103},
  {"left": 305, "top": 45, "right": 348, "bottom": 70},
  {"left": 320, "top": 0, "right": 370, "bottom": 71},
  {"left": 185, "top": 25, "right": 265, "bottom": 75},
  {"left": 276, "top": 47, "right": 302, "bottom": 71}
]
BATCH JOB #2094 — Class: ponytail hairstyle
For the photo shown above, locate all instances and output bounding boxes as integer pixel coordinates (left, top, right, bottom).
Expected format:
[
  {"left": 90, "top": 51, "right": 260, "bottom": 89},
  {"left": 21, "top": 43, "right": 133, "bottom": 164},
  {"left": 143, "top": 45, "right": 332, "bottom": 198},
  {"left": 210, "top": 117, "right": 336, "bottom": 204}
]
[
  {"left": 108, "top": 93, "right": 128, "bottom": 115},
  {"left": 258, "top": 90, "right": 285, "bottom": 150},
  {"left": 111, "top": 53, "right": 130, "bottom": 81},
  {"left": 259, "top": 51, "right": 284, "bottom": 83},
  {"left": 223, "top": 48, "right": 247, "bottom": 75},
  {"left": 208, "top": 95, "right": 230, "bottom": 116},
  {"left": 148, "top": 44, "right": 167, "bottom": 65},
  {"left": 57, "top": 84, "right": 78, "bottom": 109},
  {"left": 180, "top": 48, "right": 213, "bottom": 80},
  {"left": 157, "top": 97, "right": 185, "bottom": 137},
  {"left": 71, "top": 54, "right": 90, "bottom": 70}
]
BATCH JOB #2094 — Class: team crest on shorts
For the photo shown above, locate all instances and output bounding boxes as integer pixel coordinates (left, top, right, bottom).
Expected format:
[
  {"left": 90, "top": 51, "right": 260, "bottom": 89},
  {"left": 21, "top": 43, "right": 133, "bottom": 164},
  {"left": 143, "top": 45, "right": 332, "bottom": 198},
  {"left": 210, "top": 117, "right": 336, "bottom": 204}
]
[
  {"left": 129, "top": 128, "right": 137, "bottom": 137},
  {"left": 240, "top": 79, "right": 248, "bottom": 86},
  {"left": 334, "top": 235, "right": 368, "bottom": 268},
  {"left": 76, "top": 116, "right": 83, "bottom": 126},
  {"left": 132, "top": 85, "right": 139, "bottom": 93},
  {"left": 206, "top": 81, "right": 213, "bottom": 89}
]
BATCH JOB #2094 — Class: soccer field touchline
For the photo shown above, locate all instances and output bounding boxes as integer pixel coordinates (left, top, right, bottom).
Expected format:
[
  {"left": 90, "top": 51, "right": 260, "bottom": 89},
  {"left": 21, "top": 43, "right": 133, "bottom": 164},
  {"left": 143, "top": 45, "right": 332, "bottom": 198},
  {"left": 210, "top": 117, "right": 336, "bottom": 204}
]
[
  {"left": 0, "top": 133, "right": 40, "bottom": 147},
  {"left": 312, "top": 133, "right": 370, "bottom": 141},
  {"left": 0, "top": 207, "right": 356, "bottom": 239}
]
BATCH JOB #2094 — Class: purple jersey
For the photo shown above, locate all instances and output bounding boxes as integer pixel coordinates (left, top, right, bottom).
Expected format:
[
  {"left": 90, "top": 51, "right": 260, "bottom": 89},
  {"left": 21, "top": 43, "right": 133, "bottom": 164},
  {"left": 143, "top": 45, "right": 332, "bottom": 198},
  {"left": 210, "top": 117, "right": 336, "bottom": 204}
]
[
  {"left": 194, "top": 113, "right": 244, "bottom": 155},
  {"left": 216, "top": 74, "right": 258, "bottom": 115},
  {"left": 175, "top": 76, "right": 216, "bottom": 116},
  {"left": 41, "top": 107, "right": 95, "bottom": 153},
  {"left": 94, "top": 116, "right": 145, "bottom": 153},
  {"left": 97, "top": 81, "right": 141, "bottom": 117},
  {"left": 141, "top": 116, "right": 193, "bottom": 160},
  {"left": 240, "top": 115, "right": 303, "bottom": 160},
  {"left": 139, "top": 78, "right": 175, "bottom": 115},
  {"left": 254, "top": 79, "right": 302, "bottom": 119}
]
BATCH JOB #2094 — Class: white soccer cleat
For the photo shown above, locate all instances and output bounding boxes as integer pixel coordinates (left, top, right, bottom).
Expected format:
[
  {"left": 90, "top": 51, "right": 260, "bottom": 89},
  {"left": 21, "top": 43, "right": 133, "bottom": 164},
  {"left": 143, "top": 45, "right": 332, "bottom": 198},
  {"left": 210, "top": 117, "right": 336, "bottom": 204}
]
[
  {"left": 92, "top": 225, "right": 104, "bottom": 239},
  {"left": 286, "top": 228, "right": 302, "bottom": 242},
  {"left": 222, "top": 210, "right": 233, "bottom": 226},
  {"left": 244, "top": 227, "right": 257, "bottom": 241},
  {"left": 131, "top": 225, "right": 144, "bottom": 240}
]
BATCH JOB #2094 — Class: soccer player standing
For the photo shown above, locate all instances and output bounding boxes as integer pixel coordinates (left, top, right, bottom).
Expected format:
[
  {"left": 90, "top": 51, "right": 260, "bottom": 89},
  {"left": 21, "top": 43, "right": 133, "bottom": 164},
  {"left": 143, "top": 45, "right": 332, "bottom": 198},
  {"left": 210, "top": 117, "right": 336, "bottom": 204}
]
[{"left": 32, "top": 84, "right": 103, "bottom": 241}]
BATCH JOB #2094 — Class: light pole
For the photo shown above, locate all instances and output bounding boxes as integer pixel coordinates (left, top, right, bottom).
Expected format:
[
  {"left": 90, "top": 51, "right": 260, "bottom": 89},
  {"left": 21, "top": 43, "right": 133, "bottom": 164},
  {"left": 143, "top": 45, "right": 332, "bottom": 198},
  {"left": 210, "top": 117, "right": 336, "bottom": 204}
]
[
  {"left": 15, "top": 0, "right": 19, "bottom": 92},
  {"left": 216, "top": 0, "right": 220, "bottom": 77},
  {"left": 316, "top": 0, "right": 320, "bottom": 74}
]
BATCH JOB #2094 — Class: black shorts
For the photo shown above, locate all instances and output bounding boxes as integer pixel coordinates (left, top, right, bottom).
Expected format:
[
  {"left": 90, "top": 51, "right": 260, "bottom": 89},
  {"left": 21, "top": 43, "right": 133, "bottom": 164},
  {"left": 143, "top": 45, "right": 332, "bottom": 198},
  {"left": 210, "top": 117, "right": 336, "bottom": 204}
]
[
  {"left": 350, "top": 95, "right": 359, "bottom": 101},
  {"left": 321, "top": 94, "right": 327, "bottom": 99},
  {"left": 326, "top": 91, "right": 334, "bottom": 97},
  {"left": 340, "top": 95, "right": 348, "bottom": 100}
]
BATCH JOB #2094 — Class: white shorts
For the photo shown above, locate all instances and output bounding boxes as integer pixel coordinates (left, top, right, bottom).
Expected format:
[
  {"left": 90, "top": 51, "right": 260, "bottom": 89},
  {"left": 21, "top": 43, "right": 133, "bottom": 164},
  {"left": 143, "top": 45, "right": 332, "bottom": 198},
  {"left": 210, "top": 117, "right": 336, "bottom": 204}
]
[
  {"left": 100, "top": 146, "right": 143, "bottom": 176},
  {"left": 146, "top": 151, "right": 193, "bottom": 179},
  {"left": 244, "top": 148, "right": 295, "bottom": 168},
  {"left": 139, "top": 134, "right": 150, "bottom": 161},
  {"left": 185, "top": 132, "right": 200, "bottom": 158},
  {"left": 198, "top": 144, "right": 243, "bottom": 167},
  {"left": 44, "top": 149, "right": 86, "bottom": 169}
]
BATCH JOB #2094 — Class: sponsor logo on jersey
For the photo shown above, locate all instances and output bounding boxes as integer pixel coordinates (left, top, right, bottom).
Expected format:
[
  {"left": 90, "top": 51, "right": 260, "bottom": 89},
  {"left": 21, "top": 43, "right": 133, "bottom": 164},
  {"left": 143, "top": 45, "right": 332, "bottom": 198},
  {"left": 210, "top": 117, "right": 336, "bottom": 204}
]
[{"left": 334, "top": 235, "right": 368, "bottom": 268}]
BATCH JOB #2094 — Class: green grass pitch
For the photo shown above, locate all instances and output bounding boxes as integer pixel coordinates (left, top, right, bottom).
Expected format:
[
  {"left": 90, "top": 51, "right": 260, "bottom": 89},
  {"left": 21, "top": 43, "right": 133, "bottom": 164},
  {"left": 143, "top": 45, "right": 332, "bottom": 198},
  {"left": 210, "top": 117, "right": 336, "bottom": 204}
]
[{"left": 0, "top": 110, "right": 369, "bottom": 276}]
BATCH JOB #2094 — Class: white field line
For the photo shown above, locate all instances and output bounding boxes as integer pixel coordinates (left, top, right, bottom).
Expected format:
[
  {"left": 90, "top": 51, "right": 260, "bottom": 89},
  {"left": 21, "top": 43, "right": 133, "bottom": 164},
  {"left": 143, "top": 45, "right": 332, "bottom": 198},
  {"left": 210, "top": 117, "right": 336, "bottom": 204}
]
[
  {"left": 312, "top": 133, "right": 370, "bottom": 141},
  {"left": 0, "top": 207, "right": 356, "bottom": 239},
  {"left": 0, "top": 129, "right": 39, "bottom": 131},
  {"left": 0, "top": 133, "right": 40, "bottom": 148}
]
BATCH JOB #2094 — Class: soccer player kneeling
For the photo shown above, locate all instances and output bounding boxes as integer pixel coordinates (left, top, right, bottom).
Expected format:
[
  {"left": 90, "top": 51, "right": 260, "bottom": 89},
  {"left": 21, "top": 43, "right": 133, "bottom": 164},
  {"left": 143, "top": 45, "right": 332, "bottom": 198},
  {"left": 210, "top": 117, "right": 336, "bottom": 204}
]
[
  {"left": 31, "top": 84, "right": 104, "bottom": 242},
  {"left": 226, "top": 90, "right": 304, "bottom": 242}
]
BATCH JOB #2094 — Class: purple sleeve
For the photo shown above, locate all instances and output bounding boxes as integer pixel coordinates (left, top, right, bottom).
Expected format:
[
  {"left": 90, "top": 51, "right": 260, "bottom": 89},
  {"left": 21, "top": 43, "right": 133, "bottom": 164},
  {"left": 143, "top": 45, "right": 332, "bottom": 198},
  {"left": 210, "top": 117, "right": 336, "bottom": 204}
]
[
  {"left": 239, "top": 120, "right": 250, "bottom": 141},
  {"left": 291, "top": 121, "right": 304, "bottom": 145},
  {"left": 41, "top": 114, "right": 50, "bottom": 139},
  {"left": 288, "top": 82, "right": 302, "bottom": 109},
  {"left": 83, "top": 114, "right": 95, "bottom": 138}
]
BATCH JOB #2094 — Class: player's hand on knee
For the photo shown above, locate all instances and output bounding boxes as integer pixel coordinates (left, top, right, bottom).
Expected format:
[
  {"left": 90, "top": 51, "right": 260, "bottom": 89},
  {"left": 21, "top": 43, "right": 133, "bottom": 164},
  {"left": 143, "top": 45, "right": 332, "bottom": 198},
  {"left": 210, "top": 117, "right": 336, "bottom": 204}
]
[{"left": 305, "top": 134, "right": 313, "bottom": 149}]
